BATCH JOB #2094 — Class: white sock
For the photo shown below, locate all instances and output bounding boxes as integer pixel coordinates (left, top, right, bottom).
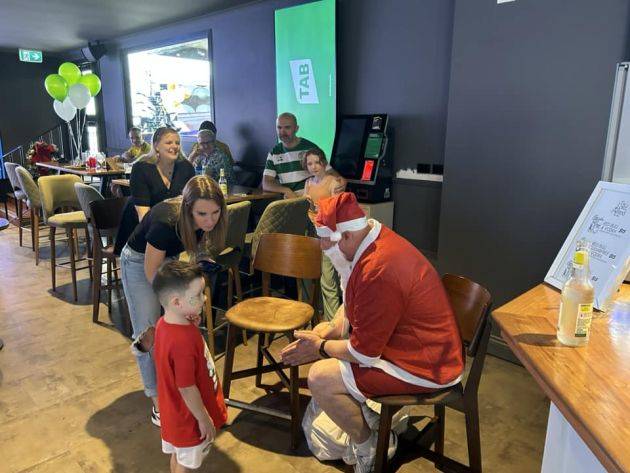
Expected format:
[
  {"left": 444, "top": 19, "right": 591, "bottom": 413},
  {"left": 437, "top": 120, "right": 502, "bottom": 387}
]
[{"left": 355, "top": 431, "right": 376, "bottom": 456}]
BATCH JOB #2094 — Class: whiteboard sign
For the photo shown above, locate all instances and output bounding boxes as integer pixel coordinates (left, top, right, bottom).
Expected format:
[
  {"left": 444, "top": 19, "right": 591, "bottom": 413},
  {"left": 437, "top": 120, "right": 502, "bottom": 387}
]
[{"left": 545, "top": 181, "right": 630, "bottom": 310}]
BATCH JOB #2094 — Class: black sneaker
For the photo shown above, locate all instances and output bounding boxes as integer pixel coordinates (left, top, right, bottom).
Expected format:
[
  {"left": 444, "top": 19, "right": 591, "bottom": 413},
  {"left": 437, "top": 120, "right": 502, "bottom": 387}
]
[{"left": 151, "top": 405, "right": 161, "bottom": 427}]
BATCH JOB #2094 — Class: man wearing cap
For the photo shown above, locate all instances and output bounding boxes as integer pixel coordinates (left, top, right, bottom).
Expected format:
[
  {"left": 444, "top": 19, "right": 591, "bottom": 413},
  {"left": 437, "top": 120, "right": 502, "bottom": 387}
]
[{"left": 281, "top": 192, "right": 464, "bottom": 472}]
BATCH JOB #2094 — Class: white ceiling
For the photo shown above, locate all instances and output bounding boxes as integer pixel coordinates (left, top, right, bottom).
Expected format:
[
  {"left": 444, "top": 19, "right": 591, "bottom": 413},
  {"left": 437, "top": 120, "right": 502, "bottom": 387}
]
[{"left": 0, "top": 0, "right": 256, "bottom": 52}]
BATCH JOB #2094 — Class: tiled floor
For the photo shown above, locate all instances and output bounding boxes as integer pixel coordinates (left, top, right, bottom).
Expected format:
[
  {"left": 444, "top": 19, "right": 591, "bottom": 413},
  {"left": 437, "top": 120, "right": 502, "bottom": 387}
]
[{"left": 0, "top": 225, "right": 548, "bottom": 472}]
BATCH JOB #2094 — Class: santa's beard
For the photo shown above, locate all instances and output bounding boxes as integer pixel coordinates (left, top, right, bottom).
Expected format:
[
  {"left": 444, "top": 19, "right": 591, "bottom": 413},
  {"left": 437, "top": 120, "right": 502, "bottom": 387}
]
[{"left": 323, "top": 244, "right": 353, "bottom": 293}]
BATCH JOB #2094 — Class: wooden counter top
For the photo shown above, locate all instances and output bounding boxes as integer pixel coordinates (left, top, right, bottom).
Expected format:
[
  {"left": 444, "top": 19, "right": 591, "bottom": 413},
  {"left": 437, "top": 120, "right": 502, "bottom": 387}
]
[{"left": 492, "top": 283, "right": 630, "bottom": 473}]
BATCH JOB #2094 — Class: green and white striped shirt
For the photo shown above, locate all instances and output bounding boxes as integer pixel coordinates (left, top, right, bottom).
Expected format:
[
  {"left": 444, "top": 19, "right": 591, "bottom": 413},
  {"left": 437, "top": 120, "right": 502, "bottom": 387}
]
[{"left": 263, "top": 138, "right": 320, "bottom": 192}]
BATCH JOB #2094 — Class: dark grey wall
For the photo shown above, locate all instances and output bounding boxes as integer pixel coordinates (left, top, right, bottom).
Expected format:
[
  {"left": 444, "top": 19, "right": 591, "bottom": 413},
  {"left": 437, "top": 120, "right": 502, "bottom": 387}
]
[
  {"left": 0, "top": 51, "right": 61, "bottom": 151},
  {"left": 438, "top": 0, "right": 630, "bottom": 307},
  {"left": 98, "top": 0, "right": 454, "bottom": 250}
]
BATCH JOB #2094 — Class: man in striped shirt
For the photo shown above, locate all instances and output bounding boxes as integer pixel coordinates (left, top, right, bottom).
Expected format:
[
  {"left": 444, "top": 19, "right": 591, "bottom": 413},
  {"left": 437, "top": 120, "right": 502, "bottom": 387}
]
[{"left": 263, "top": 112, "right": 343, "bottom": 198}]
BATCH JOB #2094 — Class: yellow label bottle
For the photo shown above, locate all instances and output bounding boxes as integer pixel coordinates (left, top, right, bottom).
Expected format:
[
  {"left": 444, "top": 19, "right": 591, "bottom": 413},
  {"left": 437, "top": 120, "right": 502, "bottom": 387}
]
[
  {"left": 557, "top": 243, "right": 594, "bottom": 346},
  {"left": 218, "top": 168, "right": 228, "bottom": 196}
]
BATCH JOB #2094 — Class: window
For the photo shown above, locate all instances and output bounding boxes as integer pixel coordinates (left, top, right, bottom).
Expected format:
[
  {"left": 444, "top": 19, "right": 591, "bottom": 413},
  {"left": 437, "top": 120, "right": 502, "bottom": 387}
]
[
  {"left": 81, "top": 67, "right": 101, "bottom": 153},
  {"left": 125, "top": 37, "right": 212, "bottom": 136}
]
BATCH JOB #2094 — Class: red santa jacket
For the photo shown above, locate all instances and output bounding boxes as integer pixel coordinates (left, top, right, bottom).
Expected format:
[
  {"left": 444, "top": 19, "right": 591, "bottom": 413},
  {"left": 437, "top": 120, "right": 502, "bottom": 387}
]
[{"left": 345, "top": 221, "right": 464, "bottom": 387}]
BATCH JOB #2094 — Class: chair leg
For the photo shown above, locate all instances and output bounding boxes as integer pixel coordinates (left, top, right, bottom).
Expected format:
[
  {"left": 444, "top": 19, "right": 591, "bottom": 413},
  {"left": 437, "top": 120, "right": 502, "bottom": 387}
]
[
  {"left": 92, "top": 246, "right": 102, "bottom": 323},
  {"left": 465, "top": 400, "right": 482, "bottom": 473},
  {"left": 18, "top": 200, "right": 23, "bottom": 247},
  {"left": 255, "top": 333, "right": 265, "bottom": 388},
  {"left": 30, "top": 207, "right": 35, "bottom": 251},
  {"left": 290, "top": 363, "right": 300, "bottom": 450},
  {"left": 434, "top": 403, "right": 446, "bottom": 469},
  {"left": 86, "top": 227, "right": 93, "bottom": 281},
  {"left": 227, "top": 269, "right": 234, "bottom": 309},
  {"left": 33, "top": 210, "right": 40, "bottom": 266},
  {"left": 233, "top": 265, "right": 243, "bottom": 302},
  {"left": 204, "top": 281, "right": 215, "bottom": 356},
  {"left": 68, "top": 228, "right": 78, "bottom": 302},
  {"left": 222, "top": 323, "right": 238, "bottom": 401},
  {"left": 374, "top": 404, "right": 395, "bottom": 473},
  {"left": 107, "top": 259, "right": 112, "bottom": 313},
  {"left": 50, "top": 226, "right": 57, "bottom": 291}
]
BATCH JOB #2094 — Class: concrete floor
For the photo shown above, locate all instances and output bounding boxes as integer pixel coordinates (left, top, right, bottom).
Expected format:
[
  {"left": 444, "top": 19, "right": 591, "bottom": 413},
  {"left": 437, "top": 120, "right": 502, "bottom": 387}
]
[{"left": 0, "top": 225, "right": 549, "bottom": 472}]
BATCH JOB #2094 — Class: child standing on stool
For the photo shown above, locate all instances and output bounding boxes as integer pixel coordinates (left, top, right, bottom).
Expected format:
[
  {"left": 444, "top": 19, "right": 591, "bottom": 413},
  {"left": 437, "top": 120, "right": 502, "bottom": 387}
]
[{"left": 152, "top": 260, "right": 227, "bottom": 472}]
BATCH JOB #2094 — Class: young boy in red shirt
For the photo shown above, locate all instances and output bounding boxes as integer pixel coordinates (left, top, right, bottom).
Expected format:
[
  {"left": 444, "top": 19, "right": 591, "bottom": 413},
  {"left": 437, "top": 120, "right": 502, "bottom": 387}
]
[{"left": 152, "top": 260, "right": 228, "bottom": 472}]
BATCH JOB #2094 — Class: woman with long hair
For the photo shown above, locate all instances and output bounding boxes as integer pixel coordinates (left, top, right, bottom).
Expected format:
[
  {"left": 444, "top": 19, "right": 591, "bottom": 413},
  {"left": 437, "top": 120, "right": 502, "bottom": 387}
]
[
  {"left": 120, "top": 175, "right": 227, "bottom": 426},
  {"left": 115, "top": 127, "right": 196, "bottom": 254}
]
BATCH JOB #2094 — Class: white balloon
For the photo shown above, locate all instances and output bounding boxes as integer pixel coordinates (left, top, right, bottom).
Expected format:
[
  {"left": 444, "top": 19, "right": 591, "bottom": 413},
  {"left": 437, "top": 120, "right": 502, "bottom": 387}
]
[
  {"left": 53, "top": 97, "right": 77, "bottom": 122},
  {"left": 68, "top": 83, "right": 91, "bottom": 109}
]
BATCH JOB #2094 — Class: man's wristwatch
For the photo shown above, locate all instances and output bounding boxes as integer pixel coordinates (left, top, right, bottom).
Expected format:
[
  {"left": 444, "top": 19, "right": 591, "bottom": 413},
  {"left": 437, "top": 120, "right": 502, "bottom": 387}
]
[{"left": 319, "top": 340, "right": 331, "bottom": 359}]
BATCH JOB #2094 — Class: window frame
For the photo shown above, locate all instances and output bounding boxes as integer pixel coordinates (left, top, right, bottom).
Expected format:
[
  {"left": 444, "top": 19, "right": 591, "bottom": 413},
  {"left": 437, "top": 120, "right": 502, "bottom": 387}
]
[{"left": 122, "top": 30, "right": 215, "bottom": 139}]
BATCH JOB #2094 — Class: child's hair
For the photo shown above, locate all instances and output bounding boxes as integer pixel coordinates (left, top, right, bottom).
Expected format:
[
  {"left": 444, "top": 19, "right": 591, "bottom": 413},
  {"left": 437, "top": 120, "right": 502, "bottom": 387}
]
[
  {"left": 301, "top": 147, "right": 328, "bottom": 170},
  {"left": 152, "top": 260, "right": 203, "bottom": 306}
]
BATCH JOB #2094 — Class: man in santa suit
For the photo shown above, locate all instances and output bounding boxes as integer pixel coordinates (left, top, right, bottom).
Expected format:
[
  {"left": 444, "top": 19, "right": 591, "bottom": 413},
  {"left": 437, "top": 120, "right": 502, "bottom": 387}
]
[{"left": 281, "top": 192, "right": 464, "bottom": 472}]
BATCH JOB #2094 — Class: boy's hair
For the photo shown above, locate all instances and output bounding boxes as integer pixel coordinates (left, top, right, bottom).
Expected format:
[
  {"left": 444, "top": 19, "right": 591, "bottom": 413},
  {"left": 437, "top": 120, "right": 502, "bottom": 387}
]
[
  {"left": 301, "top": 147, "right": 328, "bottom": 170},
  {"left": 152, "top": 260, "right": 203, "bottom": 306}
]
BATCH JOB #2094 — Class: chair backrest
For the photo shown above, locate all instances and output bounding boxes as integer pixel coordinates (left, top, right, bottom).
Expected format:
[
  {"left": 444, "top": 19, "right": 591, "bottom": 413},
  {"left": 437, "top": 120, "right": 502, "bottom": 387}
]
[
  {"left": 74, "top": 182, "right": 104, "bottom": 222},
  {"left": 442, "top": 274, "right": 492, "bottom": 399},
  {"left": 250, "top": 197, "right": 310, "bottom": 260},
  {"left": 225, "top": 200, "right": 251, "bottom": 251},
  {"left": 4, "top": 162, "right": 21, "bottom": 192},
  {"left": 90, "top": 197, "right": 128, "bottom": 240},
  {"left": 15, "top": 166, "right": 41, "bottom": 209},
  {"left": 442, "top": 274, "right": 492, "bottom": 358},
  {"left": 254, "top": 233, "right": 322, "bottom": 280},
  {"left": 37, "top": 174, "right": 82, "bottom": 222}
]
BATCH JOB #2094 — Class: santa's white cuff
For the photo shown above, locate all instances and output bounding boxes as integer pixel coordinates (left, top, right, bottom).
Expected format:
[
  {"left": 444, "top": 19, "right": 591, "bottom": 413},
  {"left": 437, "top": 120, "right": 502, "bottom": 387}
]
[{"left": 347, "top": 340, "right": 380, "bottom": 367}]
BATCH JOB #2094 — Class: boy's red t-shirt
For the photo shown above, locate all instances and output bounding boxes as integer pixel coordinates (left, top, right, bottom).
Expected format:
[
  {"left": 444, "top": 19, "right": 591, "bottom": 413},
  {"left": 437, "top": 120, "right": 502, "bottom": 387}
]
[{"left": 154, "top": 317, "right": 228, "bottom": 447}]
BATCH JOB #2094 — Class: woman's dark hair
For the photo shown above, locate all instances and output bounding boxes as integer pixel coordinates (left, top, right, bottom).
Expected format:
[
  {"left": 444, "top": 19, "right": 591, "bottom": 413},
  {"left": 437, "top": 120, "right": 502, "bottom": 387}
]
[
  {"left": 301, "top": 147, "right": 328, "bottom": 170},
  {"left": 199, "top": 121, "right": 217, "bottom": 135}
]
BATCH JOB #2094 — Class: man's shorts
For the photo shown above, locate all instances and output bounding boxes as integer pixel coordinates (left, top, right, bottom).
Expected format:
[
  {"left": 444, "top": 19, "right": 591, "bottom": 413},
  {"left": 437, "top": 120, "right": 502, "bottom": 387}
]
[
  {"left": 339, "top": 360, "right": 437, "bottom": 403},
  {"left": 162, "top": 439, "right": 212, "bottom": 469}
]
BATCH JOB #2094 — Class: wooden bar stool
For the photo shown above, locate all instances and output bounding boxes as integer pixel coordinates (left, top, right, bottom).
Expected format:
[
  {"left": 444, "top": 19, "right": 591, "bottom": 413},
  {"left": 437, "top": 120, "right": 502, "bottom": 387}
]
[
  {"left": 222, "top": 233, "right": 322, "bottom": 449},
  {"left": 38, "top": 174, "right": 90, "bottom": 302},
  {"left": 369, "top": 274, "right": 492, "bottom": 473},
  {"left": 15, "top": 166, "right": 49, "bottom": 265},
  {"left": 4, "top": 162, "right": 30, "bottom": 247},
  {"left": 89, "top": 197, "right": 127, "bottom": 325}
]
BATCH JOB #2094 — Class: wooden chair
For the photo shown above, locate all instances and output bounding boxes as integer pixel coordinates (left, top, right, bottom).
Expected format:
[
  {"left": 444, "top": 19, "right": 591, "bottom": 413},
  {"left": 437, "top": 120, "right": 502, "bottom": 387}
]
[
  {"left": 222, "top": 233, "right": 322, "bottom": 449},
  {"left": 369, "top": 274, "right": 492, "bottom": 473},
  {"left": 15, "top": 166, "right": 47, "bottom": 265},
  {"left": 89, "top": 197, "right": 127, "bottom": 324},
  {"left": 38, "top": 174, "right": 90, "bottom": 301},
  {"left": 4, "top": 162, "right": 29, "bottom": 247}
]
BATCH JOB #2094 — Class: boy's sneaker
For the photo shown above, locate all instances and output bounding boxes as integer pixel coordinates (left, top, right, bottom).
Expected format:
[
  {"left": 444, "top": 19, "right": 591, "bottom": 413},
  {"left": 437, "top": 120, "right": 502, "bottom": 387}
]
[
  {"left": 352, "top": 431, "right": 398, "bottom": 473},
  {"left": 151, "top": 406, "right": 161, "bottom": 427}
]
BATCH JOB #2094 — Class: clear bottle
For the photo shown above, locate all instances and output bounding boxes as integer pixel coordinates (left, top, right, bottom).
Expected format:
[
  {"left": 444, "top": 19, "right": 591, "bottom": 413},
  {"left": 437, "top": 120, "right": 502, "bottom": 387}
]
[
  {"left": 557, "top": 240, "right": 595, "bottom": 346},
  {"left": 218, "top": 168, "right": 228, "bottom": 196}
]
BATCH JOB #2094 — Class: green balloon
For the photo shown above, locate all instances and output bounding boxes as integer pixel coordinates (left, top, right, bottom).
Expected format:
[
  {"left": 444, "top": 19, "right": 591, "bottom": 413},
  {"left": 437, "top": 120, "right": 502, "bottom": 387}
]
[
  {"left": 44, "top": 74, "right": 68, "bottom": 102},
  {"left": 58, "top": 62, "right": 81, "bottom": 86},
  {"left": 79, "top": 73, "right": 101, "bottom": 97}
]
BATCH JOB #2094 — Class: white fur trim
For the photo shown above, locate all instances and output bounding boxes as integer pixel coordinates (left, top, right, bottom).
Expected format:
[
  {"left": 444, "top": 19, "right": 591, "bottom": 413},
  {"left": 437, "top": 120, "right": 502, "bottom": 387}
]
[
  {"left": 315, "top": 226, "right": 342, "bottom": 241},
  {"left": 338, "top": 360, "right": 367, "bottom": 403},
  {"left": 336, "top": 217, "right": 368, "bottom": 233}
]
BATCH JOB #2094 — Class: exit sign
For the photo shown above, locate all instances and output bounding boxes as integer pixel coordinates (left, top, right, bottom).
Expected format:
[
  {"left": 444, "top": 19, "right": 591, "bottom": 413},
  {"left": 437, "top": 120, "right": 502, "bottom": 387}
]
[{"left": 18, "top": 49, "right": 43, "bottom": 63}]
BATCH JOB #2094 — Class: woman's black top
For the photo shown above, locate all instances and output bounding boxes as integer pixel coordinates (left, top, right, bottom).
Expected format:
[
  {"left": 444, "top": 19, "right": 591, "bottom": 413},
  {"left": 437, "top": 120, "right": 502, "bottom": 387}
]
[
  {"left": 127, "top": 200, "right": 203, "bottom": 257},
  {"left": 114, "top": 158, "right": 195, "bottom": 254}
]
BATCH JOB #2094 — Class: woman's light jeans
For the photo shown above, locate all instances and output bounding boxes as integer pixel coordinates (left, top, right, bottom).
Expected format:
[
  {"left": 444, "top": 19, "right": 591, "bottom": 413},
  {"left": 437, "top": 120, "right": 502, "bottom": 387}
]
[{"left": 120, "top": 244, "right": 161, "bottom": 398}]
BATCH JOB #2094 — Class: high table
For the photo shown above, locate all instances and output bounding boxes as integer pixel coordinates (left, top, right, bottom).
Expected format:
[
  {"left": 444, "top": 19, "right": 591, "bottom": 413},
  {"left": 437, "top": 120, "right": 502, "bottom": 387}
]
[
  {"left": 110, "top": 179, "right": 281, "bottom": 204},
  {"left": 492, "top": 283, "right": 630, "bottom": 473},
  {"left": 36, "top": 162, "right": 127, "bottom": 197}
]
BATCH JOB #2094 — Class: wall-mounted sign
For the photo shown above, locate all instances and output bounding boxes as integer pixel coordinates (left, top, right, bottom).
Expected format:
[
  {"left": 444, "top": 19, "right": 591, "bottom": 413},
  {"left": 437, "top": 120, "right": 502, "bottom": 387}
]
[
  {"left": 18, "top": 49, "right": 43, "bottom": 63},
  {"left": 545, "top": 181, "right": 630, "bottom": 310}
]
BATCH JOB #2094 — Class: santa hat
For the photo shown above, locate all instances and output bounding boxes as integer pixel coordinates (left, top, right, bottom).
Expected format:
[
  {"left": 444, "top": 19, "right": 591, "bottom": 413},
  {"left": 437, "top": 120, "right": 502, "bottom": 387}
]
[{"left": 315, "top": 192, "right": 367, "bottom": 241}]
